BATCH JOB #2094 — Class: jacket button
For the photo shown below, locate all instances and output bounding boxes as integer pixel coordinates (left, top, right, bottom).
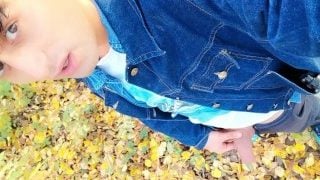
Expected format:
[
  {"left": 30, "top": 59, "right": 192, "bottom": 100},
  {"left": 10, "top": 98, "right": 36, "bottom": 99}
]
[
  {"left": 212, "top": 103, "right": 221, "bottom": 108},
  {"left": 214, "top": 71, "right": 228, "bottom": 80},
  {"left": 130, "top": 68, "right": 139, "bottom": 76},
  {"left": 246, "top": 104, "right": 254, "bottom": 111}
]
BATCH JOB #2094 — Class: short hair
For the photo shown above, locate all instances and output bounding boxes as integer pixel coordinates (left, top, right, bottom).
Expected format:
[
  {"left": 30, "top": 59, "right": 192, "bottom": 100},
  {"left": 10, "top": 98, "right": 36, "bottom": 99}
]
[{"left": 0, "top": 4, "right": 7, "bottom": 33}]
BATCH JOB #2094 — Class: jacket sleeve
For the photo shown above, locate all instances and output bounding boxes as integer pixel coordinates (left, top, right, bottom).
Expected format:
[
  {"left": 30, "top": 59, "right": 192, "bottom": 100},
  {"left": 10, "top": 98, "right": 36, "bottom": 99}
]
[{"left": 194, "top": 0, "right": 320, "bottom": 72}]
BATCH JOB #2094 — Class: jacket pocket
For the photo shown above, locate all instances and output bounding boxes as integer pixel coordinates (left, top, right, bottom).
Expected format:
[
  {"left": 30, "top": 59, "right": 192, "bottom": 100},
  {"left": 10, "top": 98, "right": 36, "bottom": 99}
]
[{"left": 187, "top": 48, "right": 272, "bottom": 92}]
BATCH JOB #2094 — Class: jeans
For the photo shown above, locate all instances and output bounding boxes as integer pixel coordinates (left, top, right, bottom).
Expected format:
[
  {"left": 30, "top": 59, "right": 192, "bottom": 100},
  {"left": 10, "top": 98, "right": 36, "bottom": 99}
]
[{"left": 254, "top": 95, "right": 320, "bottom": 134}]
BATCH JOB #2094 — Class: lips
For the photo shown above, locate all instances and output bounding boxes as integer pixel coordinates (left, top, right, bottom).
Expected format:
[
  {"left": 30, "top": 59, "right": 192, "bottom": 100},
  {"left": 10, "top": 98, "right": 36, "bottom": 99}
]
[
  {"left": 62, "top": 56, "right": 70, "bottom": 71},
  {"left": 58, "top": 53, "right": 75, "bottom": 77}
]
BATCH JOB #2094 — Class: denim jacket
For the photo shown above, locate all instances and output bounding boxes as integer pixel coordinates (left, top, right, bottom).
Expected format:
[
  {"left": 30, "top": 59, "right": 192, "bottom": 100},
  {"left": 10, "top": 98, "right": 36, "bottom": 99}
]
[{"left": 84, "top": 0, "right": 320, "bottom": 149}]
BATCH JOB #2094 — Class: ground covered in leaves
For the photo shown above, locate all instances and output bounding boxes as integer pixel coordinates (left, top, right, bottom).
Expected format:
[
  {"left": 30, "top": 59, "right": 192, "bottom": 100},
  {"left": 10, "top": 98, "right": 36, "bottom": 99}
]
[{"left": 0, "top": 79, "right": 319, "bottom": 179}]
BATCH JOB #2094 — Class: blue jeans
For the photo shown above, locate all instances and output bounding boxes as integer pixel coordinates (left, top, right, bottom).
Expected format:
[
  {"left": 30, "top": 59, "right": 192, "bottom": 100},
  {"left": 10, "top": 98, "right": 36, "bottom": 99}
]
[{"left": 254, "top": 95, "right": 320, "bottom": 134}]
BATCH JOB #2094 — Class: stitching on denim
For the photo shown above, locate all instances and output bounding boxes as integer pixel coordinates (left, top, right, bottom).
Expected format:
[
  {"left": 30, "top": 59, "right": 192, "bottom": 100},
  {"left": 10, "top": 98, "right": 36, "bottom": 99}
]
[
  {"left": 159, "top": 88, "right": 182, "bottom": 96},
  {"left": 267, "top": 71, "right": 313, "bottom": 95},
  {"left": 189, "top": 54, "right": 223, "bottom": 92},
  {"left": 245, "top": 72, "right": 285, "bottom": 90},
  {"left": 179, "top": 23, "right": 224, "bottom": 87},
  {"left": 195, "top": 133, "right": 209, "bottom": 149},
  {"left": 129, "top": 50, "right": 165, "bottom": 65},
  {"left": 191, "top": 54, "right": 269, "bottom": 91},
  {"left": 185, "top": 0, "right": 214, "bottom": 17},
  {"left": 229, "top": 52, "right": 273, "bottom": 61},
  {"left": 126, "top": 0, "right": 165, "bottom": 65},
  {"left": 178, "top": 95, "right": 281, "bottom": 101},
  {"left": 191, "top": 62, "right": 234, "bottom": 92},
  {"left": 127, "top": 0, "right": 144, "bottom": 23}
]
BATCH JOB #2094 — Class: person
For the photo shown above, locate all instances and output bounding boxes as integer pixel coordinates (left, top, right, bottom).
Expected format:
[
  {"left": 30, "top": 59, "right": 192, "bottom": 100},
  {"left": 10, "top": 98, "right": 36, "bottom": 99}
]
[{"left": 0, "top": 0, "right": 319, "bottom": 162}]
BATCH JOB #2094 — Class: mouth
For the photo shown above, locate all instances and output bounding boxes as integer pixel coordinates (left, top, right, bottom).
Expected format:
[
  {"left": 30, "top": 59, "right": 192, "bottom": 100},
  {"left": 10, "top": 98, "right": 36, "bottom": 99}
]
[{"left": 58, "top": 53, "right": 75, "bottom": 77}]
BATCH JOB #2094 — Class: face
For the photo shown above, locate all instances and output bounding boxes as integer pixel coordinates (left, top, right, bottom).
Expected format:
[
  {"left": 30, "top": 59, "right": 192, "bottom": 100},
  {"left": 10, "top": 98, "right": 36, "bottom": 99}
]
[{"left": 0, "top": 0, "right": 108, "bottom": 84}]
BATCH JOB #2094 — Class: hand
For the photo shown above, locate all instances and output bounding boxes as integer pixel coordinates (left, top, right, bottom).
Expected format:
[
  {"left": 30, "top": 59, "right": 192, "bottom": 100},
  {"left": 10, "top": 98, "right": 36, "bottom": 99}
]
[
  {"left": 204, "top": 127, "right": 256, "bottom": 164},
  {"left": 203, "top": 129, "right": 243, "bottom": 154},
  {"left": 233, "top": 127, "right": 255, "bottom": 164}
]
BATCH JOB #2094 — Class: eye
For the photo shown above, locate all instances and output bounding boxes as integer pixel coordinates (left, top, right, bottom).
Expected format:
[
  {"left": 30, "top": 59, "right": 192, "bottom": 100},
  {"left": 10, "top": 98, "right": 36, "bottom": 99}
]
[
  {"left": 0, "top": 62, "right": 4, "bottom": 76},
  {"left": 6, "top": 23, "right": 18, "bottom": 40}
]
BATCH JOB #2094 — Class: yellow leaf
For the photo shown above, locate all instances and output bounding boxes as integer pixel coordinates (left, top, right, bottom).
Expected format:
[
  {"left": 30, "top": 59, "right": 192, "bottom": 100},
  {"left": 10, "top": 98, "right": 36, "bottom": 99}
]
[
  {"left": 130, "top": 167, "right": 142, "bottom": 177},
  {"left": 181, "top": 151, "right": 191, "bottom": 161},
  {"left": 262, "top": 151, "right": 275, "bottom": 167},
  {"left": 50, "top": 97, "right": 60, "bottom": 109},
  {"left": 60, "top": 162, "right": 74, "bottom": 175},
  {"left": 33, "top": 151, "right": 42, "bottom": 163},
  {"left": 211, "top": 168, "right": 222, "bottom": 178},
  {"left": 182, "top": 171, "right": 195, "bottom": 180},
  {"left": 194, "top": 156, "right": 205, "bottom": 170},
  {"left": 305, "top": 153, "right": 315, "bottom": 167},
  {"left": 150, "top": 149, "right": 158, "bottom": 161},
  {"left": 0, "top": 139, "right": 6, "bottom": 149},
  {"left": 293, "top": 143, "right": 305, "bottom": 153},
  {"left": 84, "top": 140, "right": 99, "bottom": 153},
  {"left": 293, "top": 164, "right": 306, "bottom": 174},
  {"left": 274, "top": 166, "right": 285, "bottom": 177},
  {"left": 101, "top": 162, "right": 108, "bottom": 170},
  {"left": 58, "top": 147, "right": 76, "bottom": 160},
  {"left": 144, "top": 159, "right": 152, "bottom": 167},
  {"left": 275, "top": 149, "right": 287, "bottom": 159},
  {"left": 138, "top": 140, "right": 149, "bottom": 151},
  {"left": 150, "top": 139, "right": 158, "bottom": 148},
  {"left": 34, "top": 131, "right": 47, "bottom": 144}
]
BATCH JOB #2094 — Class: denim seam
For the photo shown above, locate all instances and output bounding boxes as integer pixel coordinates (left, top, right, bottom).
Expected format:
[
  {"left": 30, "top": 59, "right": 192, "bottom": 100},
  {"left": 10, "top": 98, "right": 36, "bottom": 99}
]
[
  {"left": 126, "top": 0, "right": 166, "bottom": 65},
  {"left": 191, "top": 62, "right": 234, "bottom": 92},
  {"left": 159, "top": 89, "right": 182, "bottom": 97},
  {"left": 190, "top": 49, "right": 271, "bottom": 91},
  {"left": 179, "top": 23, "right": 224, "bottom": 87},
  {"left": 128, "top": 50, "right": 166, "bottom": 65},
  {"left": 185, "top": 0, "right": 214, "bottom": 17},
  {"left": 265, "top": 71, "right": 313, "bottom": 95},
  {"left": 194, "top": 133, "right": 209, "bottom": 149},
  {"left": 190, "top": 53, "right": 226, "bottom": 92},
  {"left": 245, "top": 72, "right": 285, "bottom": 90},
  {"left": 127, "top": 0, "right": 143, "bottom": 20},
  {"left": 178, "top": 96, "right": 281, "bottom": 101}
]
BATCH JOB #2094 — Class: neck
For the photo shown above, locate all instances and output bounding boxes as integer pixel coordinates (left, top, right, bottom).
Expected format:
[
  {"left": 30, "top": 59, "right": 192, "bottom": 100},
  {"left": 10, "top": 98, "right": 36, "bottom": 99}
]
[{"left": 81, "top": 0, "right": 110, "bottom": 57}]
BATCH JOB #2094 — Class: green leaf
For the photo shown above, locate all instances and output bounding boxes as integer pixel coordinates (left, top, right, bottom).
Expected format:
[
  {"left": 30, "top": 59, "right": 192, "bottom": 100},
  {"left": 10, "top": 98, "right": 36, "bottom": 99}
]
[
  {"left": 0, "top": 113, "right": 12, "bottom": 139},
  {"left": 0, "top": 81, "right": 12, "bottom": 98}
]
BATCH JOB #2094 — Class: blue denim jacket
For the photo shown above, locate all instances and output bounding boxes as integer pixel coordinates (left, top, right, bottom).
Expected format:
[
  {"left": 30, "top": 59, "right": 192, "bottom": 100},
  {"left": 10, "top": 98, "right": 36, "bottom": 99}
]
[{"left": 84, "top": 0, "right": 320, "bottom": 149}]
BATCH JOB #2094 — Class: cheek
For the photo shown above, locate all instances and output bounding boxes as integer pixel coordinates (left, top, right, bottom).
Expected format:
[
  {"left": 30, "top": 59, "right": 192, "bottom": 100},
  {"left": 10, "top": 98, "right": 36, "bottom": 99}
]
[{"left": 9, "top": 48, "right": 53, "bottom": 79}]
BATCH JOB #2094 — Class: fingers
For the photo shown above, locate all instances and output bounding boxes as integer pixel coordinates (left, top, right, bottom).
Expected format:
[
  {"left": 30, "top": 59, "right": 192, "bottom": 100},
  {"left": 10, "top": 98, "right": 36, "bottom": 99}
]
[
  {"left": 220, "top": 131, "right": 242, "bottom": 142},
  {"left": 222, "top": 142, "right": 237, "bottom": 152},
  {"left": 204, "top": 130, "right": 243, "bottom": 154}
]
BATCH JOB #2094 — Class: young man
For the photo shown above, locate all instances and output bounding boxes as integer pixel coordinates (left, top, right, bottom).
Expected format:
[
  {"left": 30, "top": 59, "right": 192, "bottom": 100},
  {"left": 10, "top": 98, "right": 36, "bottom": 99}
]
[{"left": 0, "top": 0, "right": 319, "bottom": 159}]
